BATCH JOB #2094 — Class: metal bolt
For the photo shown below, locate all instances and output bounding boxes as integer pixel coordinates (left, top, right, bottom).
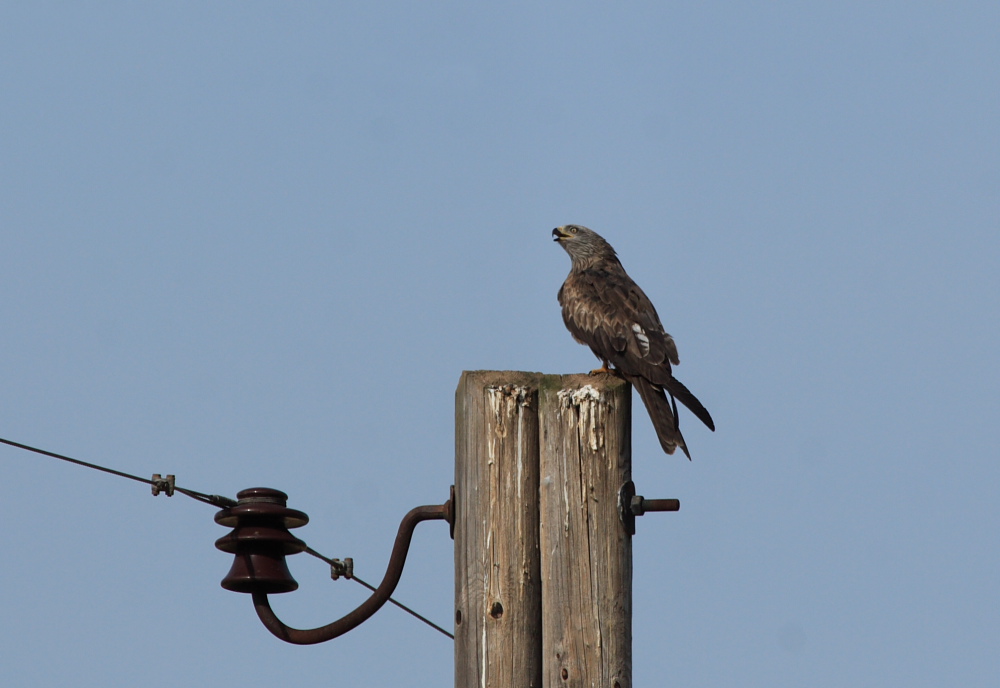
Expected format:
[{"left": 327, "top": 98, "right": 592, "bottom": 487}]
[
  {"left": 630, "top": 495, "right": 680, "bottom": 516},
  {"left": 619, "top": 480, "right": 680, "bottom": 535}
]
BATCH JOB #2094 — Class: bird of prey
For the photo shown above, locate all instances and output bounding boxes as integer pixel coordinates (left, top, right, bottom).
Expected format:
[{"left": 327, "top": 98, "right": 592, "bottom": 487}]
[{"left": 552, "top": 224, "right": 714, "bottom": 458}]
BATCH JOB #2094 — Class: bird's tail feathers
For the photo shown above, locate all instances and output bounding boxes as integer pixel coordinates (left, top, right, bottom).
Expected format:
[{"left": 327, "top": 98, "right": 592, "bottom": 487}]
[
  {"left": 629, "top": 375, "right": 691, "bottom": 460},
  {"left": 663, "top": 376, "right": 715, "bottom": 432}
]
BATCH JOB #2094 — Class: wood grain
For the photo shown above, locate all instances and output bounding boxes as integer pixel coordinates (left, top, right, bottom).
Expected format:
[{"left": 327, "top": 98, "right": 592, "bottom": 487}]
[
  {"left": 539, "top": 374, "right": 632, "bottom": 688},
  {"left": 455, "top": 371, "right": 543, "bottom": 688}
]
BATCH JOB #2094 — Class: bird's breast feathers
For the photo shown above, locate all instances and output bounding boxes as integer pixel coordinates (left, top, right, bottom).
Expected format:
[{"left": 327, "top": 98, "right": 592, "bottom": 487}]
[{"left": 560, "top": 272, "right": 678, "bottom": 366}]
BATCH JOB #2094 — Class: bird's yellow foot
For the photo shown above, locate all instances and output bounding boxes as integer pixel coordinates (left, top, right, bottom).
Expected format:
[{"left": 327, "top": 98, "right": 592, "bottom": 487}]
[{"left": 589, "top": 362, "right": 614, "bottom": 375}]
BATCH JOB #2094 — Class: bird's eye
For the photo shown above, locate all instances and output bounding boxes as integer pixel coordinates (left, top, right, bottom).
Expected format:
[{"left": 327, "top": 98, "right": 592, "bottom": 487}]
[{"left": 569, "top": 226, "right": 578, "bottom": 234}]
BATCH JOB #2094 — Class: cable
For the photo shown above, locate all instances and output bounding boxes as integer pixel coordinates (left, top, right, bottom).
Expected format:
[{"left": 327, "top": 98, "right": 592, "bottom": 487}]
[
  {"left": 0, "top": 435, "right": 238, "bottom": 507},
  {"left": 2, "top": 434, "right": 452, "bottom": 640},
  {"left": 303, "top": 545, "right": 455, "bottom": 640}
]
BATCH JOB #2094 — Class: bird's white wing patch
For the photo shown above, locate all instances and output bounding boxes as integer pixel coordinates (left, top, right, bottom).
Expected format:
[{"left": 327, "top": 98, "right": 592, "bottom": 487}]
[{"left": 632, "top": 323, "right": 650, "bottom": 357}]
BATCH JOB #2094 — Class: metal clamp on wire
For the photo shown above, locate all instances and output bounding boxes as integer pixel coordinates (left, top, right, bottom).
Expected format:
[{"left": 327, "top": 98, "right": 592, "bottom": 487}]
[
  {"left": 151, "top": 473, "right": 176, "bottom": 497},
  {"left": 330, "top": 557, "right": 354, "bottom": 581}
]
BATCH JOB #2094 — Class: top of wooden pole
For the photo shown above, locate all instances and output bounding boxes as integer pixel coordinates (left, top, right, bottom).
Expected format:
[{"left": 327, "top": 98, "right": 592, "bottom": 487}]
[{"left": 454, "top": 371, "right": 634, "bottom": 688}]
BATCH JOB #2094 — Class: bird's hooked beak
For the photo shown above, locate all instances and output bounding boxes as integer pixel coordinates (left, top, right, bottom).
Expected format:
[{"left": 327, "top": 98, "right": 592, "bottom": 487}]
[{"left": 552, "top": 226, "right": 571, "bottom": 242}]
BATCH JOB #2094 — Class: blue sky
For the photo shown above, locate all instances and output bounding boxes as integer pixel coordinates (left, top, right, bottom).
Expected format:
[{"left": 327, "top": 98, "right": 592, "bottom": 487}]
[{"left": 1, "top": 3, "right": 997, "bottom": 686}]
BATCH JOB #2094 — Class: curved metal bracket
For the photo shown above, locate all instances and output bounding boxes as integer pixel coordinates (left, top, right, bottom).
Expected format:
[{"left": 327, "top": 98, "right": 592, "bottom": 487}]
[{"left": 251, "top": 503, "right": 449, "bottom": 645}]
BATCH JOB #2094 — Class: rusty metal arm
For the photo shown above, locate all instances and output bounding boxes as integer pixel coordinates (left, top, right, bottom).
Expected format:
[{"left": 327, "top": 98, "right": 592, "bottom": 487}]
[{"left": 251, "top": 503, "right": 449, "bottom": 645}]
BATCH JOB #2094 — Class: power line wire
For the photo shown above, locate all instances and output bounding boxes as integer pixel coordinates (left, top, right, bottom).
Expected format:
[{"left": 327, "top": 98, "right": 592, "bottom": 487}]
[
  {"left": 0, "top": 436, "right": 236, "bottom": 507},
  {"left": 1, "top": 434, "right": 453, "bottom": 640},
  {"left": 303, "top": 546, "right": 455, "bottom": 640}
]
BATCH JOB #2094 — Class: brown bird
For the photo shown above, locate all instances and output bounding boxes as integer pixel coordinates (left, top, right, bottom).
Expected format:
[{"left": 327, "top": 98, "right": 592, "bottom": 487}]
[{"left": 552, "top": 224, "right": 714, "bottom": 458}]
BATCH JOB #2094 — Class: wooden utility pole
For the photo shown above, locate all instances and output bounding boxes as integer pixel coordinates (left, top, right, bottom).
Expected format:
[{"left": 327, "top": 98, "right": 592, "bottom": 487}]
[
  {"left": 454, "top": 371, "right": 543, "bottom": 688},
  {"left": 454, "top": 371, "right": 632, "bottom": 688},
  {"left": 539, "top": 374, "right": 632, "bottom": 688}
]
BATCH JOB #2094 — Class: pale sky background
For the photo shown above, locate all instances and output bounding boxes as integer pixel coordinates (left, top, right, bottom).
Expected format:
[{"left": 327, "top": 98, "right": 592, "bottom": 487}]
[{"left": 2, "top": 3, "right": 998, "bottom": 687}]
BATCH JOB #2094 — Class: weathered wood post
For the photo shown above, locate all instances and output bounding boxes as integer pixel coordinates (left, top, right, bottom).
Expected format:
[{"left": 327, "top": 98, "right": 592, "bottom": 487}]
[
  {"left": 539, "top": 374, "right": 632, "bottom": 688},
  {"left": 454, "top": 371, "right": 633, "bottom": 688},
  {"left": 454, "top": 371, "right": 544, "bottom": 688}
]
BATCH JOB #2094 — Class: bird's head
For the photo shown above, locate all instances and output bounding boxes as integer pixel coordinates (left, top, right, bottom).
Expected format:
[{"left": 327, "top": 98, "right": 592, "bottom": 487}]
[{"left": 552, "top": 224, "right": 617, "bottom": 269}]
